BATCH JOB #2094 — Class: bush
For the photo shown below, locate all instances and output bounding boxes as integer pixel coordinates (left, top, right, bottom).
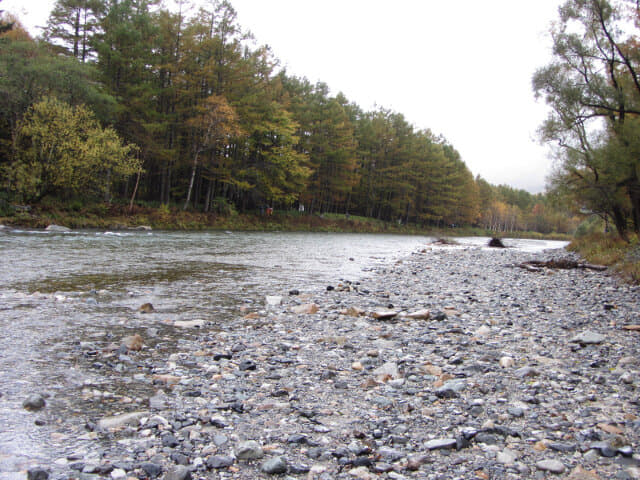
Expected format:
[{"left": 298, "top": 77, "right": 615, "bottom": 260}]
[{"left": 211, "top": 197, "right": 237, "bottom": 216}]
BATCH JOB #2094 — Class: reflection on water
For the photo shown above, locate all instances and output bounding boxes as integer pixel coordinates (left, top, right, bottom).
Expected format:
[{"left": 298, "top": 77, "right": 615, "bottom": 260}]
[{"left": 0, "top": 229, "right": 567, "bottom": 474}]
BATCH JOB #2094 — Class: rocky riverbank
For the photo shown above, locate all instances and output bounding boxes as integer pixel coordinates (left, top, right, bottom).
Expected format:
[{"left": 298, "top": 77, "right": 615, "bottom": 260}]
[{"left": 12, "top": 243, "right": 640, "bottom": 480}]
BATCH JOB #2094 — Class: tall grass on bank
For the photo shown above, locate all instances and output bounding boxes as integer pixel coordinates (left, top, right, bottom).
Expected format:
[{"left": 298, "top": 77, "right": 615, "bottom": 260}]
[{"left": 568, "top": 233, "right": 640, "bottom": 284}]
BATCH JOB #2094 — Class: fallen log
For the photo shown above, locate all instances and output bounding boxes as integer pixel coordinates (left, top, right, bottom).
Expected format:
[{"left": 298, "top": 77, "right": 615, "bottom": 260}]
[{"left": 518, "top": 259, "right": 607, "bottom": 272}]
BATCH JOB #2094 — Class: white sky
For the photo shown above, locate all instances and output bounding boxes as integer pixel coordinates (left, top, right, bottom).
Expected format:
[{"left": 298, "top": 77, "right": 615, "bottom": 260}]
[{"left": 4, "top": 0, "right": 563, "bottom": 193}]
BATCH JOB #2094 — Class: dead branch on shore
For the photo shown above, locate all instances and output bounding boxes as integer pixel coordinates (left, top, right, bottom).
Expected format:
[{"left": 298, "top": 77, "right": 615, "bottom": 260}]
[
  {"left": 488, "top": 238, "right": 506, "bottom": 248},
  {"left": 517, "top": 259, "right": 607, "bottom": 272}
]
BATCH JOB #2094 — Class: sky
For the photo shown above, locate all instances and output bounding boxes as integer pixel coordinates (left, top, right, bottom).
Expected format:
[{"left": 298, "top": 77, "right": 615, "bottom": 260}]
[{"left": 3, "top": 0, "right": 563, "bottom": 193}]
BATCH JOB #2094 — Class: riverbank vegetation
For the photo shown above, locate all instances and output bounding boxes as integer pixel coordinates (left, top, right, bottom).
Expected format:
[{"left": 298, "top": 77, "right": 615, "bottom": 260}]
[
  {"left": 0, "top": 0, "right": 578, "bottom": 236},
  {"left": 532, "top": 0, "right": 640, "bottom": 283}
]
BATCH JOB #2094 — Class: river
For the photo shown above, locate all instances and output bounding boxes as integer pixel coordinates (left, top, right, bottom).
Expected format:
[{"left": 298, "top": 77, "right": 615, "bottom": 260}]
[{"left": 0, "top": 230, "right": 568, "bottom": 477}]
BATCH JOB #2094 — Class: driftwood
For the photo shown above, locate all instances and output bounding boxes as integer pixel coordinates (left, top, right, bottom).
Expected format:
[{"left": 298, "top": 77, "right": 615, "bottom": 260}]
[
  {"left": 488, "top": 237, "right": 506, "bottom": 248},
  {"left": 430, "top": 237, "right": 459, "bottom": 246},
  {"left": 518, "top": 259, "right": 607, "bottom": 272}
]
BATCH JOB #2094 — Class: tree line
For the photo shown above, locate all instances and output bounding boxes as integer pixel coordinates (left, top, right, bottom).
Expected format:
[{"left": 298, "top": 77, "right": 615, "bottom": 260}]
[{"left": 0, "top": 0, "right": 572, "bottom": 233}]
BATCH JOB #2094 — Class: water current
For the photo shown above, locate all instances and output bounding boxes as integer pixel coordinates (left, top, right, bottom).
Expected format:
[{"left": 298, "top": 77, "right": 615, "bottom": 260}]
[{"left": 0, "top": 229, "right": 568, "bottom": 477}]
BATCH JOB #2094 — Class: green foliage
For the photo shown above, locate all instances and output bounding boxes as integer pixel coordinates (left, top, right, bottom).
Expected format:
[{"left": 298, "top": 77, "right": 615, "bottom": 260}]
[{"left": 6, "top": 97, "right": 140, "bottom": 201}]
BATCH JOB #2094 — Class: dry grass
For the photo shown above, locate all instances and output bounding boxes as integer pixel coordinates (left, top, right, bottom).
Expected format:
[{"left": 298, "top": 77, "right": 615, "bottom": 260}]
[{"left": 568, "top": 233, "right": 640, "bottom": 284}]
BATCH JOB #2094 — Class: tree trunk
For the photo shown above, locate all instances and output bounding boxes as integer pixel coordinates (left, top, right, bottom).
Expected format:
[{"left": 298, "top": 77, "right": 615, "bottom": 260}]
[{"left": 184, "top": 151, "right": 200, "bottom": 211}]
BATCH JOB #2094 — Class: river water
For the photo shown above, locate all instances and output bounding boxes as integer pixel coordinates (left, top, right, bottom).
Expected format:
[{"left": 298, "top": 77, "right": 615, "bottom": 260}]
[{"left": 0, "top": 229, "right": 568, "bottom": 477}]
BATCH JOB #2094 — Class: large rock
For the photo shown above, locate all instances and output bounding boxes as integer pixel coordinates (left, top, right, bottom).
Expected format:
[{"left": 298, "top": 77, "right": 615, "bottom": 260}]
[
  {"left": 97, "top": 411, "right": 148, "bottom": 430},
  {"left": 570, "top": 331, "right": 605, "bottom": 345},
  {"left": 425, "top": 438, "right": 457, "bottom": 450},
  {"left": 23, "top": 394, "right": 46, "bottom": 411},
  {"left": 235, "top": 440, "right": 264, "bottom": 460},
  {"left": 261, "top": 456, "right": 288, "bottom": 475},
  {"left": 27, "top": 468, "right": 49, "bottom": 480},
  {"left": 164, "top": 466, "right": 191, "bottom": 480},
  {"left": 435, "top": 379, "right": 467, "bottom": 398}
]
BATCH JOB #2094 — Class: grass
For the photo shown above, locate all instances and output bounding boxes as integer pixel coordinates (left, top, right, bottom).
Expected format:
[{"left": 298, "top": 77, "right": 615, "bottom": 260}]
[{"left": 567, "top": 232, "right": 640, "bottom": 284}]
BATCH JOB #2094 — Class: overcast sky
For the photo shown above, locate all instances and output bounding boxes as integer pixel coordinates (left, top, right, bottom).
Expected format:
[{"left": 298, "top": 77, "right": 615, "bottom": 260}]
[{"left": 4, "top": 0, "right": 563, "bottom": 193}]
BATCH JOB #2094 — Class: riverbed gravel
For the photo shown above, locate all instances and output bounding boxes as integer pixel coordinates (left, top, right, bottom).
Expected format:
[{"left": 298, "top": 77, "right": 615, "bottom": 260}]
[{"left": 8, "top": 243, "right": 640, "bottom": 480}]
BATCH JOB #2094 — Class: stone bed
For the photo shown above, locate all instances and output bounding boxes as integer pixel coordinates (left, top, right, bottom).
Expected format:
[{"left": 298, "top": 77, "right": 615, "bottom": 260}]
[{"left": 22, "top": 244, "right": 640, "bottom": 480}]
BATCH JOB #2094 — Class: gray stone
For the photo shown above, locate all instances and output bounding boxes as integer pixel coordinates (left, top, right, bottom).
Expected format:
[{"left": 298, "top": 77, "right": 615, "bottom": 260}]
[
  {"left": 27, "top": 468, "right": 49, "bottom": 480},
  {"left": 496, "top": 448, "right": 519, "bottom": 465},
  {"left": 23, "top": 394, "right": 46, "bottom": 411},
  {"left": 425, "top": 438, "right": 457, "bottom": 450},
  {"left": 207, "top": 455, "right": 234, "bottom": 469},
  {"left": 236, "top": 440, "right": 264, "bottom": 460},
  {"left": 261, "top": 456, "right": 288, "bottom": 475},
  {"left": 536, "top": 459, "right": 566, "bottom": 474},
  {"left": 570, "top": 331, "right": 606, "bottom": 345},
  {"left": 164, "top": 466, "right": 191, "bottom": 480},
  {"left": 140, "top": 463, "right": 162, "bottom": 478},
  {"left": 435, "top": 379, "right": 466, "bottom": 398},
  {"left": 508, "top": 406, "right": 524, "bottom": 417}
]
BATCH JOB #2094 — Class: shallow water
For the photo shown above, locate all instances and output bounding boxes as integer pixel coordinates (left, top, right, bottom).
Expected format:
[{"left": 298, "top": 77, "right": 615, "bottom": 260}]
[{"left": 0, "top": 230, "right": 567, "bottom": 474}]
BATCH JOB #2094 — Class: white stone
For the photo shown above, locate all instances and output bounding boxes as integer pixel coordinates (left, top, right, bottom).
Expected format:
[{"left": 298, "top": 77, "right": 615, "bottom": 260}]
[
  {"left": 475, "top": 325, "right": 491, "bottom": 337},
  {"left": 497, "top": 448, "right": 519, "bottom": 465},
  {"left": 499, "top": 356, "right": 515, "bottom": 368},
  {"left": 174, "top": 320, "right": 206, "bottom": 328},
  {"left": 265, "top": 295, "right": 282, "bottom": 306},
  {"left": 98, "top": 411, "right": 149, "bottom": 430}
]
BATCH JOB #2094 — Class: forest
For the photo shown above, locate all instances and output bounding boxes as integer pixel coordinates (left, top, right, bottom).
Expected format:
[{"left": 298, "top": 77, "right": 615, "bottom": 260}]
[{"left": 0, "top": 0, "right": 578, "bottom": 234}]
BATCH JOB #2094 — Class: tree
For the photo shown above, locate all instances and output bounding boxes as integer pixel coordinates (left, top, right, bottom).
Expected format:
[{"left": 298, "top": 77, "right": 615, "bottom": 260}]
[
  {"left": 533, "top": 0, "right": 640, "bottom": 236},
  {"left": 43, "top": 0, "right": 105, "bottom": 62},
  {"left": 183, "top": 94, "right": 242, "bottom": 209},
  {"left": 6, "top": 97, "right": 140, "bottom": 201}
]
